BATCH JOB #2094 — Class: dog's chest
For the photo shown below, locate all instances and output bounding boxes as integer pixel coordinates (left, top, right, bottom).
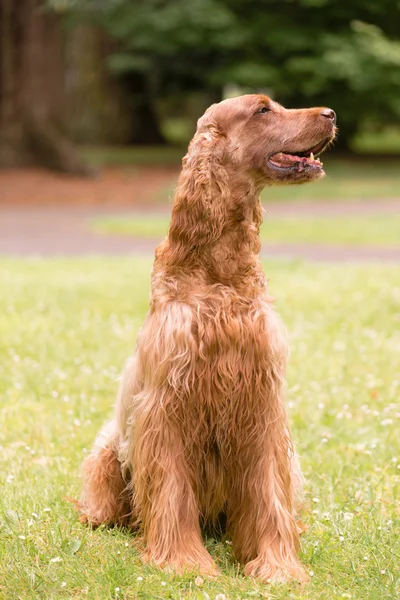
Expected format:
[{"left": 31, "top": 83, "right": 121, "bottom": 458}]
[
  {"left": 191, "top": 296, "right": 283, "bottom": 408},
  {"left": 197, "top": 303, "right": 267, "bottom": 360}
]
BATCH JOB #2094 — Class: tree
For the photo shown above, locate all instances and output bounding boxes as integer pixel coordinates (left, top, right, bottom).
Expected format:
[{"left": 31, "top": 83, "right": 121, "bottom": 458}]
[
  {"left": 89, "top": 0, "right": 400, "bottom": 150},
  {"left": 65, "top": 0, "right": 169, "bottom": 145},
  {"left": 0, "top": 0, "right": 90, "bottom": 173}
]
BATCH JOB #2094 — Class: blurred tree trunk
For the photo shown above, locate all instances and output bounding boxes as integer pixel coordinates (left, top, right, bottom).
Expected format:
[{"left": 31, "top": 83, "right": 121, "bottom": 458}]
[
  {"left": 120, "top": 72, "right": 166, "bottom": 145},
  {"left": 65, "top": 26, "right": 166, "bottom": 146},
  {"left": 65, "top": 25, "right": 131, "bottom": 144},
  {"left": 0, "top": 0, "right": 90, "bottom": 174}
]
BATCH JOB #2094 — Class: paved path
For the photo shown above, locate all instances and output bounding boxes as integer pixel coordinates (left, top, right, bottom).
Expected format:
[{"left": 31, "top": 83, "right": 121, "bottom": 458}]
[
  {"left": 262, "top": 198, "right": 400, "bottom": 217},
  {"left": 1, "top": 203, "right": 400, "bottom": 262}
]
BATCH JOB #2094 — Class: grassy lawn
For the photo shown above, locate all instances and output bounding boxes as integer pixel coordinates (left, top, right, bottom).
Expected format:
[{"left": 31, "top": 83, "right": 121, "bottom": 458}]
[
  {"left": 82, "top": 145, "right": 400, "bottom": 203},
  {"left": 261, "top": 158, "right": 400, "bottom": 202},
  {"left": 353, "top": 127, "right": 400, "bottom": 154},
  {"left": 0, "top": 258, "right": 399, "bottom": 599},
  {"left": 92, "top": 213, "right": 400, "bottom": 247}
]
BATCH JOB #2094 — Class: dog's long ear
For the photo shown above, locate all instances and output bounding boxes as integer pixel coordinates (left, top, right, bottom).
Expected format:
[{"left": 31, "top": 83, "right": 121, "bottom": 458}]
[{"left": 168, "top": 110, "right": 230, "bottom": 253}]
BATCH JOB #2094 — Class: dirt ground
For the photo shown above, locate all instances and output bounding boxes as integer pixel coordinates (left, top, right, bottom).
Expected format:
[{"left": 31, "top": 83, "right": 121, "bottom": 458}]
[
  {"left": 0, "top": 166, "right": 178, "bottom": 207},
  {"left": 1, "top": 166, "right": 400, "bottom": 261},
  {"left": 2, "top": 165, "right": 400, "bottom": 215}
]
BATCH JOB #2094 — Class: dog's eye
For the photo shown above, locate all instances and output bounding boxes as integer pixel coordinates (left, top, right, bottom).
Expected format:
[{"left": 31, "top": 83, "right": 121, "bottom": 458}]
[{"left": 257, "top": 106, "right": 271, "bottom": 114}]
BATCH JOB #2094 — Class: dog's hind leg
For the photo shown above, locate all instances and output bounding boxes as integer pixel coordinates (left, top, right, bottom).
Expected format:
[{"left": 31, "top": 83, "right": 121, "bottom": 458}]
[
  {"left": 79, "top": 356, "right": 141, "bottom": 528},
  {"left": 79, "top": 420, "right": 132, "bottom": 528},
  {"left": 290, "top": 446, "right": 307, "bottom": 534}
]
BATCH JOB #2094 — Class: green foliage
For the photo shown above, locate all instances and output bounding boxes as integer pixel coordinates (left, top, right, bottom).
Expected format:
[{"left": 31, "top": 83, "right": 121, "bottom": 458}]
[
  {"left": 67, "top": 0, "right": 400, "bottom": 146},
  {"left": 354, "top": 127, "right": 400, "bottom": 154}
]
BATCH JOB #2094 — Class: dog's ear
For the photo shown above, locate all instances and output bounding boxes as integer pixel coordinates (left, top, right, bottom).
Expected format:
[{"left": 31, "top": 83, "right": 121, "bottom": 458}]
[{"left": 168, "top": 115, "right": 230, "bottom": 250}]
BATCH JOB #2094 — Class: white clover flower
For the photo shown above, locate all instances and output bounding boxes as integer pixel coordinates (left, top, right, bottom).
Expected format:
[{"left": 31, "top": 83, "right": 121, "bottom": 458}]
[{"left": 343, "top": 513, "right": 354, "bottom": 521}]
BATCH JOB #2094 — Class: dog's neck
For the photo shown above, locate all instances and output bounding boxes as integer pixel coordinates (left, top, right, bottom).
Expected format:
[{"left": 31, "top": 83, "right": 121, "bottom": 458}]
[
  {"left": 202, "top": 188, "right": 263, "bottom": 287},
  {"left": 162, "top": 170, "right": 265, "bottom": 289}
]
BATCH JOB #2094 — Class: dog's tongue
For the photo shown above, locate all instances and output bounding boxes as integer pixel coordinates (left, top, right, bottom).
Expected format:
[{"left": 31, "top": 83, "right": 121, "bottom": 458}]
[
  {"left": 269, "top": 152, "right": 322, "bottom": 168},
  {"left": 271, "top": 152, "right": 301, "bottom": 166}
]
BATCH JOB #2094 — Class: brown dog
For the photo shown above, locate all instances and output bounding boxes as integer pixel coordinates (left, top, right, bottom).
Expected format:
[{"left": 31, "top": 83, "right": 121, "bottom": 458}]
[{"left": 79, "top": 94, "right": 336, "bottom": 583}]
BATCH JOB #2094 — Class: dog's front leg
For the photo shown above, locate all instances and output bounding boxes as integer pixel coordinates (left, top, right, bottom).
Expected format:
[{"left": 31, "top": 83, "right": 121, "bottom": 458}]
[
  {"left": 132, "top": 401, "right": 218, "bottom": 576},
  {"left": 228, "top": 431, "right": 309, "bottom": 584}
]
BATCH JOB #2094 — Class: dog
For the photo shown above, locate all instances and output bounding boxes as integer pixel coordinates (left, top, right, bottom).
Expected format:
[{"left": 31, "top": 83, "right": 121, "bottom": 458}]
[{"left": 79, "top": 94, "right": 336, "bottom": 583}]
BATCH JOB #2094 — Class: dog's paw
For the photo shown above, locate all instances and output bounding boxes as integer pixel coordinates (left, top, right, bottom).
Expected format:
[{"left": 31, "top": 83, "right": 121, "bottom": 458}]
[
  {"left": 244, "top": 558, "right": 310, "bottom": 584},
  {"left": 143, "top": 549, "right": 220, "bottom": 578},
  {"left": 78, "top": 512, "right": 102, "bottom": 529},
  {"left": 296, "top": 519, "right": 308, "bottom": 535},
  {"left": 65, "top": 497, "right": 101, "bottom": 529}
]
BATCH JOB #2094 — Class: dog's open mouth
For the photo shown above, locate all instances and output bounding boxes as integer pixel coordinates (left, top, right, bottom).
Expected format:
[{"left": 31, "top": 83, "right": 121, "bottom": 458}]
[{"left": 267, "top": 138, "right": 331, "bottom": 172}]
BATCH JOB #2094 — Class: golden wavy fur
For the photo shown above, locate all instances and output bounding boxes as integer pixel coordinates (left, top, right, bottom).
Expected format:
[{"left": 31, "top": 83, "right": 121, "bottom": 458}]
[{"left": 79, "top": 94, "right": 336, "bottom": 584}]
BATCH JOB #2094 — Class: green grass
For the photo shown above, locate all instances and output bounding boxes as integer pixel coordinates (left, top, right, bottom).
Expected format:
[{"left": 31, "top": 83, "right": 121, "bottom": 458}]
[
  {"left": 353, "top": 127, "right": 400, "bottom": 154},
  {"left": 0, "top": 258, "right": 399, "bottom": 599},
  {"left": 260, "top": 159, "right": 400, "bottom": 202},
  {"left": 83, "top": 146, "right": 400, "bottom": 202},
  {"left": 92, "top": 213, "right": 400, "bottom": 247},
  {"left": 93, "top": 214, "right": 169, "bottom": 239}
]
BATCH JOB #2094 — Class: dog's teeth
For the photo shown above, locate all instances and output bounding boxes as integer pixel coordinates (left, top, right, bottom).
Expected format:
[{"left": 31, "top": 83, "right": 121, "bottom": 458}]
[{"left": 310, "top": 152, "right": 314, "bottom": 161}]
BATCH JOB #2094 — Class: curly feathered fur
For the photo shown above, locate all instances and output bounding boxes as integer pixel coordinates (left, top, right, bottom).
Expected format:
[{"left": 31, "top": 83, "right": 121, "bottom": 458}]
[{"left": 79, "top": 94, "right": 336, "bottom": 583}]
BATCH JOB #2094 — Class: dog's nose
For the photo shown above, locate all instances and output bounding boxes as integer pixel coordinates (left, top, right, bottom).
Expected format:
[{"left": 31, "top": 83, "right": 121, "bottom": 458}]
[{"left": 320, "top": 108, "right": 336, "bottom": 124}]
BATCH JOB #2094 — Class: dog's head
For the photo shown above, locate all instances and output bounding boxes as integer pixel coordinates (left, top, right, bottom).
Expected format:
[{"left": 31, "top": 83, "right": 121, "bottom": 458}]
[
  {"left": 196, "top": 94, "right": 336, "bottom": 185},
  {"left": 169, "top": 94, "right": 336, "bottom": 253}
]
